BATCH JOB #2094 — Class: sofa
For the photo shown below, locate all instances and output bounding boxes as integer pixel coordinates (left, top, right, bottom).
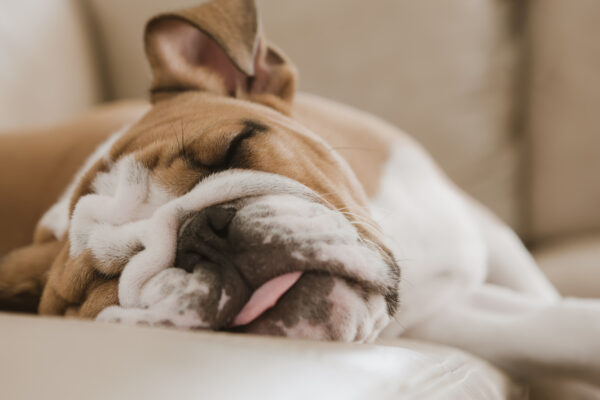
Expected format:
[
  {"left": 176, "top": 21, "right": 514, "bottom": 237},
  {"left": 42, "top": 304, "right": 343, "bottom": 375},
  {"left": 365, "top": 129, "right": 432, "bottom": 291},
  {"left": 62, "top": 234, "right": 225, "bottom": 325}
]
[{"left": 1, "top": 0, "right": 598, "bottom": 398}]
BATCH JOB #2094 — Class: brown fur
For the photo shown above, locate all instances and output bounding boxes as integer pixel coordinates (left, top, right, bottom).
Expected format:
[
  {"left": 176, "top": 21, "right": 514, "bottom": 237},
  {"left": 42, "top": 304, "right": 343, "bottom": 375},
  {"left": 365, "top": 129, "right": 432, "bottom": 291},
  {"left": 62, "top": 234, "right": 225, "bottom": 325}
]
[
  {"left": 0, "top": 101, "right": 149, "bottom": 254},
  {"left": 0, "top": 0, "right": 405, "bottom": 318}
]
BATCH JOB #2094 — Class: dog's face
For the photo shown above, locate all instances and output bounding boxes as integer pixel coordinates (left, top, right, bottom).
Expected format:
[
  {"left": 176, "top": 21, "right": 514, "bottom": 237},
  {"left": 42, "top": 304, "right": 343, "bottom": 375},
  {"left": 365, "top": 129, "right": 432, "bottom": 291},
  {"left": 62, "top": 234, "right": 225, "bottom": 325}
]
[{"left": 36, "top": 0, "right": 400, "bottom": 342}]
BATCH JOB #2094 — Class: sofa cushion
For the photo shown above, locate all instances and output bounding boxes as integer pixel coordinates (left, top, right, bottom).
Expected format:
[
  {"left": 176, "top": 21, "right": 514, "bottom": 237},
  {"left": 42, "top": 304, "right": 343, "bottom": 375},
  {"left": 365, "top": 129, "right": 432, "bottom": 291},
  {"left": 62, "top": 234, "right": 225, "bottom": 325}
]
[
  {"left": 0, "top": 0, "right": 101, "bottom": 130},
  {"left": 0, "top": 313, "right": 519, "bottom": 399},
  {"left": 527, "top": 0, "right": 600, "bottom": 240}
]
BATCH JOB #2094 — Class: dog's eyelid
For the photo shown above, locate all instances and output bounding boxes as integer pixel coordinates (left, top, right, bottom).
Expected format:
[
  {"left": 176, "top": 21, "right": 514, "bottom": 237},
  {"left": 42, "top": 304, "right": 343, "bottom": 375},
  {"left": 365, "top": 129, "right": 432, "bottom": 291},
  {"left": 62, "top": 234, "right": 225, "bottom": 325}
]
[
  {"left": 223, "top": 120, "right": 269, "bottom": 164},
  {"left": 175, "top": 120, "right": 268, "bottom": 170},
  {"left": 179, "top": 143, "right": 209, "bottom": 170},
  {"left": 226, "top": 128, "right": 255, "bottom": 155}
]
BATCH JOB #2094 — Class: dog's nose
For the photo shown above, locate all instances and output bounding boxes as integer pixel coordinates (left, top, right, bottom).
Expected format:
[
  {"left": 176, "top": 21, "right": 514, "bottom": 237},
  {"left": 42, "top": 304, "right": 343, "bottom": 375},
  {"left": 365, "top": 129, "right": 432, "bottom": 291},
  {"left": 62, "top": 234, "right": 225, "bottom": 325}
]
[
  {"left": 173, "top": 205, "right": 250, "bottom": 328},
  {"left": 206, "top": 206, "right": 236, "bottom": 238},
  {"left": 175, "top": 205, "right": 238, "bottom": 272}
]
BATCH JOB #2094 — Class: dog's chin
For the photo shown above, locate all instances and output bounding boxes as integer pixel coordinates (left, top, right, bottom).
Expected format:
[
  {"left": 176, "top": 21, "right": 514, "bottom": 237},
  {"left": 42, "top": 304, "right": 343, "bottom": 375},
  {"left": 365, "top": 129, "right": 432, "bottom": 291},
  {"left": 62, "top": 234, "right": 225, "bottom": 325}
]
[
  {"left": 98, "top": 269, "right": 391, "bottom": 342},
  {"left": 231, "top": 273, "right": 392, "bottom": 343}
]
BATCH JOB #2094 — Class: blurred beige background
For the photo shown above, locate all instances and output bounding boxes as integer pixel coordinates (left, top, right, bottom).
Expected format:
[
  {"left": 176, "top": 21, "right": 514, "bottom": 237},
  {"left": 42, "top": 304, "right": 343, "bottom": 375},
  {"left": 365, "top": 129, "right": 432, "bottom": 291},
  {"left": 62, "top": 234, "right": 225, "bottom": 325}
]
[{"left": 0, "top": 0, "right": 599, "bottom": 296}]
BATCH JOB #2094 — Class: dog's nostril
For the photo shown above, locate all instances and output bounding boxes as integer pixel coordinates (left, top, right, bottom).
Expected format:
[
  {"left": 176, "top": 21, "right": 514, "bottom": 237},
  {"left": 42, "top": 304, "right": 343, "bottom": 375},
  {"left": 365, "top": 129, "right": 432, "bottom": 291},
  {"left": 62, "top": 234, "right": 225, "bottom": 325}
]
[
  {"left": 206, "top": 206, "right": 236, "bottom": 238},
  {"left": 175, "top": 206, "right": 237, "bottom": 271},
  {"left": 176, "top": 251, "right": 206, "bottom": 273}
]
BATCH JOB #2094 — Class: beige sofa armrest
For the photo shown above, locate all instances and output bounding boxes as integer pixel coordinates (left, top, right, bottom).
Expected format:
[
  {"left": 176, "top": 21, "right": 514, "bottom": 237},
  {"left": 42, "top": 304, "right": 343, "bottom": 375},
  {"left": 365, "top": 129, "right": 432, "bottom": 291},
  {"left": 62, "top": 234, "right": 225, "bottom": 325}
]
[{"left": 0, "top": 313, "right": 518, "bottom": 399}]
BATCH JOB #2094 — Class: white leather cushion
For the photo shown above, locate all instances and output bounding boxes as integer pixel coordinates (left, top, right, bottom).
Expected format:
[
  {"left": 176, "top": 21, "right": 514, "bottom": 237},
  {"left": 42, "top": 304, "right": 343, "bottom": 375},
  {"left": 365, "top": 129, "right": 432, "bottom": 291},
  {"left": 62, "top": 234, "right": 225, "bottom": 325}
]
[
  {"left": 0, "top": 0, "right": 101, "bottom": 131},
  {"left": 0, "top": 313, "right": 519, "bottom": 399},
  {"left": 83, "top": 0, "right": 523, "bottom": 231}
]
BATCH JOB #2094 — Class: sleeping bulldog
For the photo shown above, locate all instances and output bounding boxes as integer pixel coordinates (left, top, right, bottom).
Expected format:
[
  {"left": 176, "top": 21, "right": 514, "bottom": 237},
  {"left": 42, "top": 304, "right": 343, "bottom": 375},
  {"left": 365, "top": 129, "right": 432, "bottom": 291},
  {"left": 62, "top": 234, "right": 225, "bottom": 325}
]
[{"left": 1, "top": 0, "right": 599, "bottom": 387}]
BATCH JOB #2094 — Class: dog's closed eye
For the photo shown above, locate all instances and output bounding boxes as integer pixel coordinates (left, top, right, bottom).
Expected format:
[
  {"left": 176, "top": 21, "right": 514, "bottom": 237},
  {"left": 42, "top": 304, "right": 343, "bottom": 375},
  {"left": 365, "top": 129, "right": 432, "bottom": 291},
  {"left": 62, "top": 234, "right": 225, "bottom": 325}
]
[
  {"left": 222, "top": 119, "right": 268, "bottom": 167},
  {"left": 179, "top": 119, "right": 268, "bottom": 171}
]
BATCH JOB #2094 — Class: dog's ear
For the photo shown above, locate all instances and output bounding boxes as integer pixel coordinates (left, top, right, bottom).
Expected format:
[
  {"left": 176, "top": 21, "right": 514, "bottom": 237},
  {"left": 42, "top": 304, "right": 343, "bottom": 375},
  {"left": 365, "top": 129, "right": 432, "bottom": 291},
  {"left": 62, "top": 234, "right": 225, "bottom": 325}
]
[{"left": 145, "top": 0, "right": 297, "bottom": 110}]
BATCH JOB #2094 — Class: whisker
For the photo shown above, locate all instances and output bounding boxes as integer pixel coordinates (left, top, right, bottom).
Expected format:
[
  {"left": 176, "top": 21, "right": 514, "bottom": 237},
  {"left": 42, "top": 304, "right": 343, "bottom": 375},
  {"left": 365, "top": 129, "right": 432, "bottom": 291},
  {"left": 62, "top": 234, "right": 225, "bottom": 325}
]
[
  {"left": 332, "top": 209, "right": 383, "bottom": 231},
  {"left": 180, "top": 120, "right": 186, "bottom": 155},
  {"left": 392, "top": 315, "right": 406, "bottom": 331},
  {"left": 372, "top": 337, "right": 384, "bottom": 345},
  {"left": 329, "top": 146, "right": 380, "bottom": 153},
  {"left": 348, "top": 219, "right": 382, "bottom": 233},
  {"left": 170, "top": 121, "right": 181, "bottom": 152}
]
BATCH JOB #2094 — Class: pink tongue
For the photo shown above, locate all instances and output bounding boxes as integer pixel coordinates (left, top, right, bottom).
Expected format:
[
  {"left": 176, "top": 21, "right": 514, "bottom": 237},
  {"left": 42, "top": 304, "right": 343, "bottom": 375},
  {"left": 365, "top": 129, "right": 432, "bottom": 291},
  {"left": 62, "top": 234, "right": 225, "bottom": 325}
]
[{"left": 232, "top": 271, "right": 303, "bottom": 327}]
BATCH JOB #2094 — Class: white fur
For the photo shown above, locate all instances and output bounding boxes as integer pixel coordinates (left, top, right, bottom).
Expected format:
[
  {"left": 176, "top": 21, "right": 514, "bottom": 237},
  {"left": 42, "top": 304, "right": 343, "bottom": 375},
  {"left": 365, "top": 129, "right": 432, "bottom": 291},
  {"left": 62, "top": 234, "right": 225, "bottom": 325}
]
[
  {"left": 217, "top": 291, "right": 230, "bottom": 312},
  {"left": 327, "top": 279, "right": 390, "bottom": 343},
  {"left": 373, "top": 145, "right": 600, "bottom": 386},
  {"left": 371, "top": 145, "right": 487, "bottom": 331},
  {"left": 38, "top": 126, "right": 132, "bottom": 239}
]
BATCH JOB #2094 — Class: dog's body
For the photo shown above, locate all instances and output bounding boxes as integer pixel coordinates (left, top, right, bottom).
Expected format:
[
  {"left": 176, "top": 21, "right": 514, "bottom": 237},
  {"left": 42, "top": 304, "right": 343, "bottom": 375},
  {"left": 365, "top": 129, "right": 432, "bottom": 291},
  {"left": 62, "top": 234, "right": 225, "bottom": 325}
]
[{"left": 1, "top": 0, "right": 599, "bottom": 390}]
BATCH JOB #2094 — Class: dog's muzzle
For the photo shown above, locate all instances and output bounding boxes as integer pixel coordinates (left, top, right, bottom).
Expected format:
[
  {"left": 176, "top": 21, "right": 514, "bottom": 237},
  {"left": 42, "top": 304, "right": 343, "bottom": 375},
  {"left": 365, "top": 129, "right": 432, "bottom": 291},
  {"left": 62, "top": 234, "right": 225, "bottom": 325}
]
[
  {"left": 83, "top": 161, "right": 398, "bottom": 341},
  {"left": 129, "top": 193, "right": 397, "bottom": 341},
  {"left": 174, "top": 204, "right": 303, "bottom": 328}
]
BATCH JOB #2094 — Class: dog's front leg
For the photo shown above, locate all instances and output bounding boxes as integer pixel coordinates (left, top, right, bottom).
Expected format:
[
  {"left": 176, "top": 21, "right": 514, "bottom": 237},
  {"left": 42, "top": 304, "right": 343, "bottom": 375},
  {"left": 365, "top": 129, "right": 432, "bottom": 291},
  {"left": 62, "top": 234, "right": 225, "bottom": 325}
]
[
  {"left": 465, "top": 197, "right": 560, "bottom": 300},
  {"left": 0, "top": 240, "right": 63, "bottom": 312},
  {"left": 403, "top": 284, "right": 600, "bottom": 385}
]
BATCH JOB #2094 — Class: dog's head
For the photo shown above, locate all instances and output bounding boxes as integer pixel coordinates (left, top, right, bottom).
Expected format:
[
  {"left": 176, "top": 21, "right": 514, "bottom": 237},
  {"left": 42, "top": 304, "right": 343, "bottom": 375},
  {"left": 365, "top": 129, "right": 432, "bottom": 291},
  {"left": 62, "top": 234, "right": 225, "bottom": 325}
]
[{"left": 35, "top": 0, "right": 399, "bottom": 342}]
